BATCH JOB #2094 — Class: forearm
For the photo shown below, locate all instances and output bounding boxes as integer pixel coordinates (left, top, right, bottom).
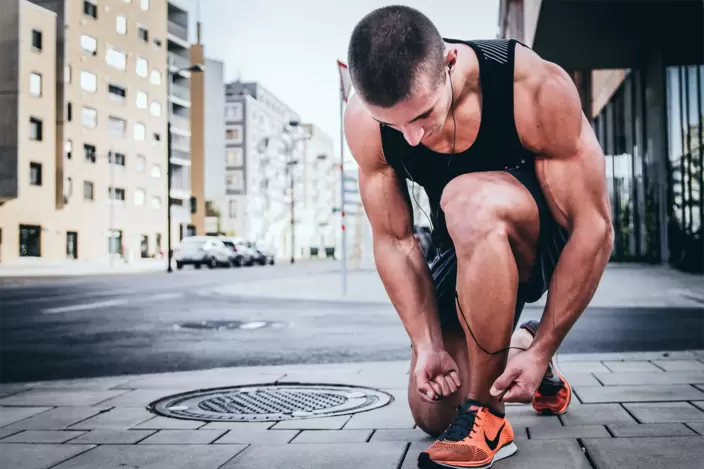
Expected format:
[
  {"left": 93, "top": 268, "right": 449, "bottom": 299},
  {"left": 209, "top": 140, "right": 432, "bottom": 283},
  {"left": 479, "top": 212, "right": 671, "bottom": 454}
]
[
  {"left": 530, "top": 223, "right": 613, "bottom": 359},
  {"left": 374, "top": 236, "right": 443, "bottom": 351}
]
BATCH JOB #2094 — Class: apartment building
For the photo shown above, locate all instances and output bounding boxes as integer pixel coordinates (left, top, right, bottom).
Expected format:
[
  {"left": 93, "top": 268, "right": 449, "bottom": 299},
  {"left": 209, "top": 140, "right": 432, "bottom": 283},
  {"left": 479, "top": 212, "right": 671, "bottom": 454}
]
[
  {"left": 0, "top": 0, "right": 169, "bottom": 263},
  {"left": 222, "top": 80, "right": 306, "bottom": 258}
]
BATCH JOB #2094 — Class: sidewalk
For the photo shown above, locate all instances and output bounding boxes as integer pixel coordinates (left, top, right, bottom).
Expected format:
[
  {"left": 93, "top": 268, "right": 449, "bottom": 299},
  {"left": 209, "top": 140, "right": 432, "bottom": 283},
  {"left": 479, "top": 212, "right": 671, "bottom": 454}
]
[
  {"left": 0, "top": 259, "right": 168, "bottom": 279},
  {"left": 213, "top": 263, "right": 704, "bottom": 308},
  {"left": 1, "top": 351, "right": 703, "bottom": 468}
]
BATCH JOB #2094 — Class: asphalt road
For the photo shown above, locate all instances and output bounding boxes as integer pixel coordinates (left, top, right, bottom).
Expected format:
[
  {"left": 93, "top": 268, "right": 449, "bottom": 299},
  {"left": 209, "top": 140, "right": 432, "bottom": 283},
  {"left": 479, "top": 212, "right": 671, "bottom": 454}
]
[{"left": 1, "top": 262, "right": 703, "bottom": 383}]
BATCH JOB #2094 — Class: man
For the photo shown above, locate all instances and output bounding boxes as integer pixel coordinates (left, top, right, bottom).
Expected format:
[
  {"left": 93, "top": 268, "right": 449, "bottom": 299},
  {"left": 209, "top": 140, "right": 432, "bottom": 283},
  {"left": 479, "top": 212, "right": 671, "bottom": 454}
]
[{"left": 344, "top": 6, "right": 613, "bottom": 469}]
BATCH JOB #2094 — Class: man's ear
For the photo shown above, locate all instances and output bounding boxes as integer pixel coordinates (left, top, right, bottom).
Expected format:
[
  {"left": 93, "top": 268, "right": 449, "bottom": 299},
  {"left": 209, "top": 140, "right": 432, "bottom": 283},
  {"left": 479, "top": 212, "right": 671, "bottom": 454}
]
[{"left": 444, "top": 48, "right": 458, "bottom": 70}]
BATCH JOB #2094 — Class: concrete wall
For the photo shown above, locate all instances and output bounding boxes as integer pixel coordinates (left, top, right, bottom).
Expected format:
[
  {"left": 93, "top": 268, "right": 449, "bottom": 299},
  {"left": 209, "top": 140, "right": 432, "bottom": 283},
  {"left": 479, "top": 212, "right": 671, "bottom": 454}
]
[
  {"left": 189, "top": 37, "right": 205, "bottom": 234},
  {"left": 0, "top": 0, "right": 21, "bottom": 202},
  {"left": 203, "top": 57, "right": 224, "bottom": 202}
]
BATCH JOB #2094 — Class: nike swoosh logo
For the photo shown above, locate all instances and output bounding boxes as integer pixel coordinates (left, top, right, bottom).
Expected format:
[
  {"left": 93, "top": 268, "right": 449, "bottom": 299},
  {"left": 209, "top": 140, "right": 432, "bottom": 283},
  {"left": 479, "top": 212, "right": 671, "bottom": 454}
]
[{"left": 484, "top": 423, "right": 505, "bottom": 451}]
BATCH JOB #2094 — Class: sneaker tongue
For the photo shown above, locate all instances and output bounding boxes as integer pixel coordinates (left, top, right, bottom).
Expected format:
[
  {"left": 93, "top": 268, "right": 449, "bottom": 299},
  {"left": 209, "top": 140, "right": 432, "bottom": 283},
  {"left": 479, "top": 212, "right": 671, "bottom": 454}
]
[{"left": 460, "top": 399, "right": 484, "bottom": 413}]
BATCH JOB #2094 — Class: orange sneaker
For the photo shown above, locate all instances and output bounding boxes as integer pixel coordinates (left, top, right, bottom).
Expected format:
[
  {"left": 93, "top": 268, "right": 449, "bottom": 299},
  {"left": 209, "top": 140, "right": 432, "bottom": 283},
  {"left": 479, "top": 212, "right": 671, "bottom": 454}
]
[
  {"left": 418, "top": 400, "right": 517, "bottom": 469},
  {"left": 519, "top": 320, "right": 572, "bottom": 415}
]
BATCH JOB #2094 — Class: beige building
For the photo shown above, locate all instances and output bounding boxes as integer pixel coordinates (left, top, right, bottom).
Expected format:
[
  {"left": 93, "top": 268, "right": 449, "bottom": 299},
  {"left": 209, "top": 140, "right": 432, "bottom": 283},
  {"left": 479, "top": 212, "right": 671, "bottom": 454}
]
[{"left": 0, "top": 0, "right": 169, "bottom": 264}]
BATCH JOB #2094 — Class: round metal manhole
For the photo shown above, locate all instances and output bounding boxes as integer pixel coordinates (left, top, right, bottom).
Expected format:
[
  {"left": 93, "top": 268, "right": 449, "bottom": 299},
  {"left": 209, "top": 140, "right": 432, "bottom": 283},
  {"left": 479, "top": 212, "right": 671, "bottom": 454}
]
[
  {"left": 173, "top": 320, "right": 287, "bottom": 331},
  {"left": 147, "top": 384, "right": 393, "bottom": 422}
]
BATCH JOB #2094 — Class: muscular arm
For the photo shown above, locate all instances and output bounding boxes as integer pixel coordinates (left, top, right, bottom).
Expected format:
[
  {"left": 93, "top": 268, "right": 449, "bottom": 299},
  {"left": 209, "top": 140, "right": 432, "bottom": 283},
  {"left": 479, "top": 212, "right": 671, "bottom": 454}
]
[
  {"left": 515, "top": 51, "right": 614, "bottom": 361},
  {"left": 344, "top": 96, "right": 443, "bottom": 352}
]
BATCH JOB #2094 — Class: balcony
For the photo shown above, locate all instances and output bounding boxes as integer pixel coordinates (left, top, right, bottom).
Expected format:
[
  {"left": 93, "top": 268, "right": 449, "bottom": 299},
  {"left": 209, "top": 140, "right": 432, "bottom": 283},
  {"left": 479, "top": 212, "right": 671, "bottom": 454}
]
[
  {"left": 171, "top": 134, "right": 190, "bottom": 153},
  {"left": 169, "top": 114, "right": 190, "bottom": 133},
  {"left": 168, "top": 52, "right": 191, "bottom": 71},
  {"left": 169, "top": 81, "right": 190, "bottom": 101},
  {"left": 168, "top": 20, "right": 188, "bottom": 42}
]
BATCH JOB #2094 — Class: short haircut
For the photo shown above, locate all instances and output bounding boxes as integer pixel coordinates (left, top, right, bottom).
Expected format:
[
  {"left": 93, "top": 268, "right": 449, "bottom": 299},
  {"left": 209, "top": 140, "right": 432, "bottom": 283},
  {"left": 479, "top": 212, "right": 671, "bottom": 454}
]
[{"left": 347, "top": 5, "right": 446, "bottom": 108}]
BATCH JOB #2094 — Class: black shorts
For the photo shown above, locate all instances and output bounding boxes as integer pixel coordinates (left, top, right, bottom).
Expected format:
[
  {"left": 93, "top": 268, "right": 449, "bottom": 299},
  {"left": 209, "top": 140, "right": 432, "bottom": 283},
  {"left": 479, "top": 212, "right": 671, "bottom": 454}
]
[{"left": 429, "top": 167, "right": 569, "bottom": 331}]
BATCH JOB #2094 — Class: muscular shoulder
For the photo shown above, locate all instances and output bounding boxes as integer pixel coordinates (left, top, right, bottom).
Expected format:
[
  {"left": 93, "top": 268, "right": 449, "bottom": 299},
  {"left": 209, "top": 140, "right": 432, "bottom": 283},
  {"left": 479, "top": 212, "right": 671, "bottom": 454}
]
[
  {"left": 344, "top": 93, "right": 387, "bottom": 172},
  {"left": 513, "top": 45, "right": 582, "bottom": 158}
]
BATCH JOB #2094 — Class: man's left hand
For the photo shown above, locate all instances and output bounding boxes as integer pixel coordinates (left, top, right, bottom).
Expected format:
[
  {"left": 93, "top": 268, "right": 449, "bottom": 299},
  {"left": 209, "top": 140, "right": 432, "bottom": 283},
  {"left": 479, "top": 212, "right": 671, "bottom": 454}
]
[{"left": 489, "top": 349, "right": 550, "bottom": 403}]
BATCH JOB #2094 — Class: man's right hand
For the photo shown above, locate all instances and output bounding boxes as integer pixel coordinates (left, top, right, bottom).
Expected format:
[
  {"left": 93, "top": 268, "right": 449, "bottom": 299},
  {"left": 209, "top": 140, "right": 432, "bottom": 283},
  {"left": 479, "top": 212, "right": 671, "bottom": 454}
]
[{"left": 414, "top": 348, "right": 462, "bottom": 403}]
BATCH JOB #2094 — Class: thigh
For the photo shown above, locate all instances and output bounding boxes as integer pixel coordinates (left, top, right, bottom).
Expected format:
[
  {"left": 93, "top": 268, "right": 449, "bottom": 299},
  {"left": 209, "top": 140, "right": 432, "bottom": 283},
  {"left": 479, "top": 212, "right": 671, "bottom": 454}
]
[{"left": 408, "top": 328, "right": 470, "bottom": 437}]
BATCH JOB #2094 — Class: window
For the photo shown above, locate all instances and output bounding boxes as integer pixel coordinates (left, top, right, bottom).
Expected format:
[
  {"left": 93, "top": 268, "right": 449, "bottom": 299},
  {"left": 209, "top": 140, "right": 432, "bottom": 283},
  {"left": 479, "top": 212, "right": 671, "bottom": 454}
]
[
  {"left": 116, "top": 16, "right": 127, "bottom": 35},
  {"left": 65, "top": 140, "right": 72, "bottom": 160},
  {"left": 225, "top": 103, "right": 243, "bottom": 121},
  {"left": 133, "top": 122, "right": 145, "bottom": 140},
  {"left": 136, "top": 57, "right": 148, "bottom": 77},
  {"left": 65, "top": 65, "right": 71, "bottom": 83},
  {"left": 151, "top": 164, "right": 161, "bottom": 178},
  {"left": 83, "top": 0, "right": 98, "bottom": 19},
  {"left": 149, "top": 70, "right": 161, "bottom": 85},
  {"left": 108, "top": 83, "right": 126, "bottom": 100},
  {"left": 106, "top": 47, "right": 126, "bottom": 70},
  {"left": 140, "top": 0, "right": 149, "bottom": 11},
  {"left": 67, "top": 102, "right": 72, "bottom": 121},
  {"left": 64, "top": 177, "right": 73, "bottom": 201},
  {"left": 29, "top": 72, "right": 41, "bottom": 97},
  {"left": 136, "top": 91, "right": 148, "bottom": 108},
  {"left": 153, "top": 38, "right": 162, "bottom": 48},
  {"left": 80, "top": 71, "right": 97, "bottom": 92},
  {"left": 108, "top": 116, "right": 126, "bottom": 137},
  {"left": 84, "top": 144, "right": 97, "bottom": 163},
  {"left": 153, "top": 132, "right": 161, "bottom": 141},
  {"left": 108, "top": 230, "right": 122, "bottom": 255},
  {"left": 136, "top": 154, "right": 146, "bottom": 172},
  {"left": 152, "top": 196, "right": 161, "bottom": 209},
  {"left": 29, "top": 117, "right": 43, "bottom": 141},
  {"left": 31, "top": 29, "right": 43, "bottom": 52},
  {"left": 109, "top": 152, "right": 126, "bottom": 166},
  {"left": 19, "top": 225, "right": 41, "bottom": 257},
  {"left": 80, "top": 35, "right": 97, "bottom": 55},
  {"left": 138, "top": 26, "right": 149, "bottom": 42},
  {"left": 226, "top": 171, "right": 244, "bottom": 192},
  {"left": 225, "top": 126, "right": 243, "bottom": 143},
  {"left": 30, "top": 162, "right": 42, "bottom": 185},
  {"left": 134, "top": 188, "right": 145, "bottom": 206},
  {"left": 83, "top": 181, "right": 94, "bottom": 200},
  {"left": 228, "top": 199, "right": 237, "bottom": 218},
  {"left": 82, "top": 107, "right": 97, "bottom": 128},
  {"left": 150, "top": 101, "right": 161, "bottom": 117},
  {"left": 226, "top": 148, "right": 243, "bottom": 166},
  {"left": 108, "top": 187, "right": 126, "bottom": 201}
]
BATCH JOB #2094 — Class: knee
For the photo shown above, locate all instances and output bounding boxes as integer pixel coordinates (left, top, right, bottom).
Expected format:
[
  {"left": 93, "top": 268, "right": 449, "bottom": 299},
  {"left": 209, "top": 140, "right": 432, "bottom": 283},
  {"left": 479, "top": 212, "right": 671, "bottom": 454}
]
[
  {"left": 412, "top": 410, "right": 450, "bottom": 438},
  {"left": 441, "top": 179, "right": 507, "bottom": 252}
]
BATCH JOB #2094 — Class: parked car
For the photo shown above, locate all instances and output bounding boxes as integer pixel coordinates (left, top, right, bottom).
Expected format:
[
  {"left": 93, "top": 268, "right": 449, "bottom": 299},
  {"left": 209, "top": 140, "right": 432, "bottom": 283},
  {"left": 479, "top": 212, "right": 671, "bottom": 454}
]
[
  {"left": 248, "top": 241, "right": 275, "bottom": 265},
  {"left": 174, "top": 236, "right": 232, "bottom": 270},
  {"left": 220, "top": 237, "right": 255, "bottom": 266}
]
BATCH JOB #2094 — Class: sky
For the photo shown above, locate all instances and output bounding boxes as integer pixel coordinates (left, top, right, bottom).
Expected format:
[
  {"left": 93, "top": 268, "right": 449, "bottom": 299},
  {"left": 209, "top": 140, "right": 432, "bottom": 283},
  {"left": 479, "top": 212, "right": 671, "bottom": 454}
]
[{"left": 176, "top": 0, "right": 500, "bottom": 161}]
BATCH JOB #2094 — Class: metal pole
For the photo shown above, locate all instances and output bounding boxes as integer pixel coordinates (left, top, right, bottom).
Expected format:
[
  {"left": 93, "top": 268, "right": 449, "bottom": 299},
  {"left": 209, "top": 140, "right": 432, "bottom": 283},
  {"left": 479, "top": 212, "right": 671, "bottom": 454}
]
[
  {"left": 340, "top": 88, "right": 347, "bottom": 295},
  {"left": 290, "top": 155, "right": 295, "bottom": 264},
  {"left": 109, "top": 149, "right": 114, "bottom": 268},
  {"left": 166, "top": 71, "right": 173, "bottom": 273}
]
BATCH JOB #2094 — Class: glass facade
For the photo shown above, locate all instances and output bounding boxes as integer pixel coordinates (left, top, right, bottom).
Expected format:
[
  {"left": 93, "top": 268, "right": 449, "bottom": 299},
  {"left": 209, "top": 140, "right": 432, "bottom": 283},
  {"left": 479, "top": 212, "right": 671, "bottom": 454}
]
[
  {"left": 593, "top": 70, "right": 660, "bottom": 263},
  {"left": 666, "top": 65, "right": 703, "bottom": 273}
]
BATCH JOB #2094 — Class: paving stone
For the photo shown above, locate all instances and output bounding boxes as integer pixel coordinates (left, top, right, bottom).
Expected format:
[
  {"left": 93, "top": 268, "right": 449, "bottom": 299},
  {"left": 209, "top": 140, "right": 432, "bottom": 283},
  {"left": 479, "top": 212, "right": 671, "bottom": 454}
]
[
  {"left": 560, "top": 404, "right": 637, "bottom": 426},
  {"left": 583, "top": 436, "right": 704, "bottom": 469},
  {"left": 0, "top": 389, "right": 127, "bottom": 407},
  {"left": 371, "top": 428, "right": 434, "bottom": 443},
  {"left": 116, "top": 373, "right": 283, "bottom": 389},
  {"left": 594, "top": 371, "right": 704, "bottom": 386},
  {"left": 602, "top": 361, "right": 662, "bottom": 372},
  {"left": 68, "top": 407, "right": 154, "bottom": 430},
  {"left": 21, "top": 377, "right": 130, "bottom": 390},
  {"left": 214, "top": 427, "right": 298, "bottom": 444},
  {"left": 608, "top": 423, "right": 696, "bottom": 437},
  {"left": 131, "top": 416, "right": 205, "bottom": 430},
  {"left": 51, "top": 444, "right": 247, "bottom": 469},
  {"left": 529, "top": 424, "right": 610, "bottom": 439},
  {"left": 0, "top": 428, "right": 23, "bottom": 439},
  {"left": 96, "top": 389, "right": 192, "bottom": 407},
  {"left": 0, "top": 443, "right": 94, "bottom": 469},
  {"left": 652, "top": 359, "right": 704, "bottom": 371},
  {"left": 687, "top": 423, "right": 704, "bottom": 435},
  {"left": 623, "top": 402, "right": 704, "bottom": 423},
  {"left": 140, "top": 429, "right": 226, "bottom": 444},
  {"left": 557, "top": 361, "right": 611, "bottom": 374},
  {"left": 575, "top": 385, "right": 704, "bottom": 403},
  {"left": 67, "top": 430, "right": 156, "bottom": 445},
  {"left": 504, "top": 406, "right": 563, "bottom": 429},
  {"left": 692, "top": 401, "right": 704, "bottom": 412},
  {"left": 5, "top": 407, "right": 104, "bottom": 430},
  {"left": 222, "top": 442, "right": 406, "bottom": 469},
  {"left": 272, "top": 416, "right": 350, "bottom": 430},
  {"left": 400, "top": 439, "right": 592, "bottom": 469},
  {"left": 291, "top": 429, "right": 372, "bottom": 443},
  {"left": 0, "top": 406, "right": 51, "bottom": 427},
  {"left": 559, "top": 372, "right": 602, "bottom": 387},
  {"left": 697, "top": 384, "right": 704, "bottom": 393},
  {"left": 200, "top": 421, "right": 274, "bottom": 431},
  {"left": 0, "top": 430, "right": 85, "bottom": 444},
  {"left": 343, "top": 394, "right": 415, "bottom": 429}
]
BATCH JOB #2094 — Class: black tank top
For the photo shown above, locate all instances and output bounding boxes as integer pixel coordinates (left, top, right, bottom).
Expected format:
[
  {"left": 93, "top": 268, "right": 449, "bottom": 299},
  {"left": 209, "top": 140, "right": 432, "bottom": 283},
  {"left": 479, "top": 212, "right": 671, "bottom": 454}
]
[{"left": 380, "top": 38, "right": 536, "bottom": 252}]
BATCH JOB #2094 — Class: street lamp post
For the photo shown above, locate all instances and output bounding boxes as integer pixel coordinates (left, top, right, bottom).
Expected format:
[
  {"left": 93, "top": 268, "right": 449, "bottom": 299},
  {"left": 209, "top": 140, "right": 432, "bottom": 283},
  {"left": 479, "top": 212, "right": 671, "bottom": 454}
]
[{"left": 167, "top": 63, "right": 204, "bottom": 273}]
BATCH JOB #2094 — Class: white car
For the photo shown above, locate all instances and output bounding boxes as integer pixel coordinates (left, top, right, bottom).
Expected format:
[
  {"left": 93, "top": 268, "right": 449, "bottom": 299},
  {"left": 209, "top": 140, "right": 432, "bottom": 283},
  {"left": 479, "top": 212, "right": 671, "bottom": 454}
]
[{"left": 174, "top": 236, "right": 232, "bottom": 270}]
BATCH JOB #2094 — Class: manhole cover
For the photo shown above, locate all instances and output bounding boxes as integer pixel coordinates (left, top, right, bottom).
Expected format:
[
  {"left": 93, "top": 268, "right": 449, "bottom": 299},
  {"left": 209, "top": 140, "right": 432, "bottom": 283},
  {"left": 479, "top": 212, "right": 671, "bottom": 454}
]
[
  {"left": 147, "top": 384, "right": 393, "bottom": 422},
  {"left": 174, "top": 320, "right": 287, "bottom": 331}
]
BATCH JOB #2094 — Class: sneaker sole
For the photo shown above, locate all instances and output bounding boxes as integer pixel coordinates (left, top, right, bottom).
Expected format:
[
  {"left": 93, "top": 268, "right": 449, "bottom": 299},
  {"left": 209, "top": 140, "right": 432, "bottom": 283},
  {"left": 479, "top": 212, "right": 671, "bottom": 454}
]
[
  {"left": 417, "top": 442, "right": 518, "bottom": 469},
  {"left": 533, "top": 357, "right": 572, "bottom": 416}
]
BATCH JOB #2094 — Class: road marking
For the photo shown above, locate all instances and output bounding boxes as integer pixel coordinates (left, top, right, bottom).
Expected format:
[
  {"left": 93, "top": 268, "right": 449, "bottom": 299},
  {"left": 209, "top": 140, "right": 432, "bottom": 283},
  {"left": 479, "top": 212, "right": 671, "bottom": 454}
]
[
  {"left": 42, "top": 299, "right": 128, "bottom": 314},
  {"left": 142, "top": 292, "right": 184, "bottom": 302},
  {"left": 240, "top": 321, "right": 267, "bottom": 330}
]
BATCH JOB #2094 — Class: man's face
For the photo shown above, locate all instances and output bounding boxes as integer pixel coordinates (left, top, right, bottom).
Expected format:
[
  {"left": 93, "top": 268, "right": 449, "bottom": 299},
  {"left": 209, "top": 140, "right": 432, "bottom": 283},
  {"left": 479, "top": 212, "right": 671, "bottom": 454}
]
[{"left": 363, "top": 69, "right": 451, "bottom": 147}]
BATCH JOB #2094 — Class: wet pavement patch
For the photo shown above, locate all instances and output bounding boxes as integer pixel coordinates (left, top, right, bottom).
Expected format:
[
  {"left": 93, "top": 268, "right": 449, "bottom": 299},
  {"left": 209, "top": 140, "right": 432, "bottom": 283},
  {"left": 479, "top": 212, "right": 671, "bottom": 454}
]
[{"left": 173, "top": 320, "right": 287, "bottom": 331}]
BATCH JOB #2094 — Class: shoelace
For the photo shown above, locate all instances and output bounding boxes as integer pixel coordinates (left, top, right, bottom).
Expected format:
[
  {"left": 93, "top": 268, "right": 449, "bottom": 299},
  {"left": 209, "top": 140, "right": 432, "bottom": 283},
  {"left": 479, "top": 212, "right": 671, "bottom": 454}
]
[{"left": 440, "top": 406, "right": 480, "bottom": 442}]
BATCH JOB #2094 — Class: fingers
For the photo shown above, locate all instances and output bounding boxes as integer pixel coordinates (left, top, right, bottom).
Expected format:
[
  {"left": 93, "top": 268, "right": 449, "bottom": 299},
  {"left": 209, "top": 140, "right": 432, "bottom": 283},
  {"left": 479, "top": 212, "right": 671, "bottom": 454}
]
[
  {"left": 416, "top": 378, "right": 439, "bottom": 404},
  {"left": 497, "top": 384, "right": 533, "bottom": 404},
  {"left": 490, "top": 367, "right": 519, "bottom": 398}
]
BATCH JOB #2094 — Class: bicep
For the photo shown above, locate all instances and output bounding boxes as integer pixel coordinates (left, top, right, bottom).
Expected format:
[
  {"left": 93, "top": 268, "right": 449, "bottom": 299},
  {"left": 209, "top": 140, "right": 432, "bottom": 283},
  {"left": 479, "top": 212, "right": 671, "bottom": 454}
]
[{"left": 359, "top": 165, "right": 414, "bottom": 241}]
